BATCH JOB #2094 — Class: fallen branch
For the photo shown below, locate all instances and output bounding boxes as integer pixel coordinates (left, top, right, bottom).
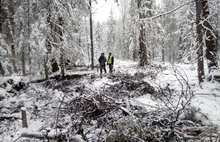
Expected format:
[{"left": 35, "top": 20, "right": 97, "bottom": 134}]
[{"left": 119, "top": 107, "right": 133, "bottom": 116}]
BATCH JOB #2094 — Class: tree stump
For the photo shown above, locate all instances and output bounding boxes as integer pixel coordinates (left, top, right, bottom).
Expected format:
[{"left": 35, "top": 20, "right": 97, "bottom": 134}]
[{"left": 21, "top": 107, "right": 28, "bottom": 128}]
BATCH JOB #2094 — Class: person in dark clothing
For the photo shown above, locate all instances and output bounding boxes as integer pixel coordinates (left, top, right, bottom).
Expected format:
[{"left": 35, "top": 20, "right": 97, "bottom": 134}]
[
  {"left": 98, "top": 53, "right": 107, "bottom": 74},
  {"left": 107, "top": 53, "right": 114, "bottom": 73}
]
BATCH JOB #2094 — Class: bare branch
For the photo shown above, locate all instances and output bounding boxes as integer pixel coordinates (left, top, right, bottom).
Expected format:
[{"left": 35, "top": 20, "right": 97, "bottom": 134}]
[{"left": 141, "top": 1, "right": 194, "bottom": 21}]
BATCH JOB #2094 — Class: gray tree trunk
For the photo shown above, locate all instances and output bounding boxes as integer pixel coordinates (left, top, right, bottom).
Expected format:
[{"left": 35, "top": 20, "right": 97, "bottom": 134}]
[
  {"left": 44, "top": 55, "right": 49, "bottom": 80},
  {"left": 4, "top": 1, "right": 18, "bottom": 73},
  {"left": 21, "top": 47, "right": 26, "bottom": 76},
  {"left": 202, "top": 0, "right": 218, "bottom": 70},
  {"left": 89, "top": 0, "right": 94, "bottom": 69},
  {"left": 196, "top": 0, "right": 205, "bottom": 84},
  {"left": 137, "top": 0, "right": 148, "bottom": 66},
  {"left": 59, "top": 17, "right": 65, "bottom": 78}
]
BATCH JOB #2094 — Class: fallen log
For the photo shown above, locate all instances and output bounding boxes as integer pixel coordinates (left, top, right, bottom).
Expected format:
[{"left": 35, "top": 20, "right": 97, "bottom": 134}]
[
  {"left": 0, "top": 116, "right": 19, "bottom": 121},
  {"left": 20, "top": 131, "right": 66, "bottom": 141},
  {"left": 183, "top": 126, "right": 217, "bottom": 136},
  {"left": 20, "top": 131, "right": 84, "bottom": 142},
  {"left": 31, "top": 72, "right": 92, "bottom": 83},
  {"left": 21, "top": 132, "right": 54, "bottom": 140}
]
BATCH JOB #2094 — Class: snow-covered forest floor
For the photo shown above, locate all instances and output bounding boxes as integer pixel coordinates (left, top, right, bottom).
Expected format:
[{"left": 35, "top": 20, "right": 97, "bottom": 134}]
[{"left": 0, "top": 60, "right": 220, "bottom": 142}]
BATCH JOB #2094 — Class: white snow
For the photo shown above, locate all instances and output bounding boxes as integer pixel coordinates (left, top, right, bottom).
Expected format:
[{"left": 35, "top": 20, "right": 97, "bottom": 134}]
[{"left": 1, "top": 59, "right": 220, "bottom": 141}]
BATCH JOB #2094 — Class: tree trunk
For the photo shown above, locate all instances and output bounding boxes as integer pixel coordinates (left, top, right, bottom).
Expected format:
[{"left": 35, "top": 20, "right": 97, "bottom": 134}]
[
  {"left": 89, "top": 0, "right": 94, "bottom": 69},
  {"left": 196, "top": 0, "right": 205, "bottom": 84},
  {"left": 139, "top": 24, "right": 148, "bottom": 66},
  {"left": 44, "top": 54, "right": 49, "bottom": 80},
  {"left": 60, "top": 48, "right": 65, "bottom": 78},
  {"left": 45, "top": 0, "right": 52, "bottom": 79},
  {"left": 21, "top": 108, "right": 28, "bottom": 128},
  {"left": 59, "top": 17, "right": 65, "bottom": 78},
  {"left": 0, "top": 0, "right": 3, "bottom": 33},
  {"left": 11, "top": 45, "right": 18, "bottom": 74},
  {"left": 162, "top": 48, "right": 165, "bottom": 62},
  {"left": 4, "top": 2, "right": 18, "bottom": 73},
  {"left": 138, "top": 0, "right": 148, "bottom": 66},
  {"left": 28, "top": 0, "right": 31, "bottom": 76},
  {"left": 202, "top": 0, "right": 218, "bottom": 70},
  {"left": 21, "top": 47, "right": 26, "bottom": 76},
  {"left": 85, "top": 18, "right": 90, "bottom": 64},
  {"left": 0, "top": 61, "right": 5, "bottom": 76}
]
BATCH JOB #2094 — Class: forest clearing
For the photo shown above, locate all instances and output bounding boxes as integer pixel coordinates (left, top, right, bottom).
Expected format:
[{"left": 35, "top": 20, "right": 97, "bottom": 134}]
[
  {"left": 0, "top": 60, "right": 220, "bottom": 142},
  {"left": 1, "top": 0, "right": 220, "bottom": 141}
]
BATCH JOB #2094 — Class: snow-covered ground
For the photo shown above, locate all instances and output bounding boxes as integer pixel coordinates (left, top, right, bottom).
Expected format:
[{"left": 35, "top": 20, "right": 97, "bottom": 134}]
[
  {"left": 115, "top": 60, "right": 220, "bottom": 126},
  {"left": 0, "top": 59, "right": 220, "bottom": 141}
]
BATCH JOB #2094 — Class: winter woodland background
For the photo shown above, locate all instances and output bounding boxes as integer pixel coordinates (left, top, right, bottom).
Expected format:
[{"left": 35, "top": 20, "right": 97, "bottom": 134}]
[{"left": 0, "top": 0, "right": 220, "bottom": 142}]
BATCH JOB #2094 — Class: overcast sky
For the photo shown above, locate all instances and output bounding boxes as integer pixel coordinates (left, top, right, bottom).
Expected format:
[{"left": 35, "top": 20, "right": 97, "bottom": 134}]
[
  {"left": 93, "top": 0, "right": 162, "bottom": 22},
  {"left": 93, "top": 0, "right": 119, "bottom": 22}
]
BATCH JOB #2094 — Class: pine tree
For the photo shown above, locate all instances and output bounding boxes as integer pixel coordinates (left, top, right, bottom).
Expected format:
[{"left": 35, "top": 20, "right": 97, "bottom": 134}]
[{"left": 106, "top": 9, "right": 116, "bottom": 53}]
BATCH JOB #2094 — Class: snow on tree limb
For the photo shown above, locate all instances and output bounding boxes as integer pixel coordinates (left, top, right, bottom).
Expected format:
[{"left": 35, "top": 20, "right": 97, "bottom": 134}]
[{"left": 141, "top": 1, "right": 194, "bottom": 21}]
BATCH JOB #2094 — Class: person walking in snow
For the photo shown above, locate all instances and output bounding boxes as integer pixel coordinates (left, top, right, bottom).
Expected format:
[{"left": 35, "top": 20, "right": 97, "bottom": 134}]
[
  {"left": 98, "top": 53, "right": 107, "bottom": 74},
  {"left": 107, "top": 53, "right": 114, "bottom": 73}
]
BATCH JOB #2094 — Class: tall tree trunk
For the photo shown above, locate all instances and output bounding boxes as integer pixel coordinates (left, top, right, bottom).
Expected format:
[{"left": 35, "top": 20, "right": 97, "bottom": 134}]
[
  {"left": 162, "top": 48, "right": 165, "bottom": 62},
  {"left": 0, "top": 0, "right": 3, "bottom": 33},
  {"left": 4, "top": 1, "right": 18, "bottom": 73},
  {"left": 21, "top": 0, "right": 31, "bottom": 77},
  {"left": 44, "top": 54, "right": 49, "bottom": 80},
  {"left": 139, "top": 24, "right": 147, "bottom": 66},
  {"left": 85, "top": 18, "right": 90, "bottom": 64},
  {"left": 59, "top": 17, "right": 65, "bottom": 78},
  {"left": 196, "top": 0, "right": 205, "bottom": 84},
  {"left": 0, "top": 61, "right": 5, "bottom": 76},
  {"left": 28, "top": 0, "right": 31, "bottom": 77},
  {"left": 89, "top": 0, "right": 94, "bottom": 69},
  {"left": 202, "top": 0, "right": 218, "bottom": 70},
  {"left": 138, "top": 0, "right": 148, "bottom": 66},
  {"left": 44, "top": 0, "right": 51, "bottom": 80},
  {"left": 21, "top": 47, "right": 26, "bottom": 76}
]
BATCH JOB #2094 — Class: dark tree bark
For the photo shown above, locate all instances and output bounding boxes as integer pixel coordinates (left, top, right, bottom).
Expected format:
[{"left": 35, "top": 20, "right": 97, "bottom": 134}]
[
  {"left": 202, "top": 0, "right": 218, "bottom": 70},
  {"left": 162, "top": 48, "right": 165, "bottom": 62},
  {"left": 59, "top": 17, "right": 65, "bottom": 78},
  {"left": 0, "top": 0, "right": 3, "bottom": 33},
  {"left": 44, "top": 0, "right": 52, "bottom": 80},
  {"left": 44, "top": 55, "right": 49, "bottom": 80},
  {"left": 137, "top": 0, "right": 148, "bottom": 66},
  {"left": 4, "top": 1, "right": 18, "bottom": 74},
  {"left": 89, "top": 0, "right": 94, "bottom": 69},
  {"left": 21, "top": 46, "right": 26, "bottom": 76},
  {"left": 196, "top": 0, "right": 205, "bottom": 84},
  {"left": 51, "top": 58, "right": 59, "bottom": 73},
  {"left": 0, "top": 61, "right": 5, "bottom": 76},
  {"left": 27, "top": 0, "right": 31, "bottom": 76}
]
